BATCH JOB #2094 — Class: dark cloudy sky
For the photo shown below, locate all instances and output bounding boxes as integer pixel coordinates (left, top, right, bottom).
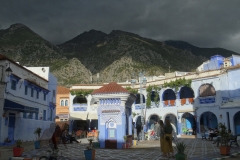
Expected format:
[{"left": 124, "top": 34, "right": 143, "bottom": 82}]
[{"left": 1, "top": 0, "right": 240, "bottom": 53}]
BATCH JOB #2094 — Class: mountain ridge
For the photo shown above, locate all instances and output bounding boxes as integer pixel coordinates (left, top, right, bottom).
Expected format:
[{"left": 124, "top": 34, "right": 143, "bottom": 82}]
[{"left": 0, "top": 23, "right": 238, "bottom": 86}]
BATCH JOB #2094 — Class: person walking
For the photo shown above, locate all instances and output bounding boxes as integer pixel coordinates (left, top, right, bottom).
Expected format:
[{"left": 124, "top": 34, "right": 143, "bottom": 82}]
[
  {"left": 136, "top": 124, "right": 142, "bottom": 141},
  {"left": 159, "top": 120, "right": 167, "bottom": 157},
  {"left": 154, "top": 121, "right": 160, "bottom": 140},
  {"left": 163, "top": 119, "right": 175, "bottom": 158}
]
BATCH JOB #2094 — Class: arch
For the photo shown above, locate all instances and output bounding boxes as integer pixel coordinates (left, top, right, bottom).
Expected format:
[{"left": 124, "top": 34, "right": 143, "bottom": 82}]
[
  {"left": 151, "top": 91, "right": 160, "bottom": 102},
  {"left": 135, "top": 94, "right": 146, "bottom": 104},
  {"left": 181, "top": 112, "right": 196, "bottom": 135},
  {"left": 179, "top": 86, "right": 194, "bottom": 99},
  {"left": 65, "top": 100, "right": 68, "bottom": 106},
  {"left": 199, "top": 83, "right": 216, "bottom": 97},
  {"left": 61, "top": 100, "right": 64, "bottom": 106},
  {"left": 164, "top": 113, "right": 178, "bottom": 134},
  {"left": 162, "top": 89, "right": 176, "bottom": 101},
  {"left": 73, "top": 95, "right": 87, "bottom": 104},
  {"left": 234, "top": 111, "right": 240, "bottom": 135},
  {"left": 147, "top": 114, "right": 160, "bottom": 130},
  {"left": 199, "top": 111, "right": 218, "bottom": 130}
]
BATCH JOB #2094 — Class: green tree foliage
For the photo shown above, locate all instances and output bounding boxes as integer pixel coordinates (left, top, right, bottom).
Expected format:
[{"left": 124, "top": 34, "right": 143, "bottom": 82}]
[
  {"left": 163, "top": 78, "right": 192, "bottom": 91},
  {"left": 70, "top": 89, "right": 94, "bottom": 96},
  {"left": 125, "top": 86, "right": 138, "bottom": 94}
]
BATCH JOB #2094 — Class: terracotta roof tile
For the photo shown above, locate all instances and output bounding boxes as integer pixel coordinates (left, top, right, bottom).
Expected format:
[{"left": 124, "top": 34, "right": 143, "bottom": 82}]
[
  {"left": 92, "top": 82, "right": 129, "bottom": 95},
  {"left": 57, "top": 86, "right": 70, "bottom": 94}
]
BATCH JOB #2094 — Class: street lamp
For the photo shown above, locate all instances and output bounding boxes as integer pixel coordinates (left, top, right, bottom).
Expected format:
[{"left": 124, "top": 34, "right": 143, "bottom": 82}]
[{"left": 131, "top": 72, "right": 147, "bottom": 141}]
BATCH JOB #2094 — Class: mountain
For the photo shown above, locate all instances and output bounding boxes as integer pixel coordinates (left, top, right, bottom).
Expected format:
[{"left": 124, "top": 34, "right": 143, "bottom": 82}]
[
  {"left": 58, "top": 30, "right": 208, "bottom": 83},
  {"left": 164, "top": 40, "right": 238, "bottom": 58},
  {"left": 0, "top": 24, "right": 239, "bottom": 86}
]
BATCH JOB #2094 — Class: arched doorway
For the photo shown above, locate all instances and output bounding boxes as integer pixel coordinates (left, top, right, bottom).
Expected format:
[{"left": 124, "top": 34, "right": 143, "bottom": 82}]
[
  {"left": 164, "top": 114, "right": 178, "bottom": 134},
  {"left": 148, "top": 114, "right": 160, "bottom": 130},
  {"left": 181, "top": 112, "right": 196, "bottom": 135},
  {"left": 200, "top": 111, "right": 218, "bottom": 130},
  {"left": 234, "top": 111, "right": 240, "bottom": 135},
  {"left": 72, "top": 95, "right": 90, "bottom": 131}
]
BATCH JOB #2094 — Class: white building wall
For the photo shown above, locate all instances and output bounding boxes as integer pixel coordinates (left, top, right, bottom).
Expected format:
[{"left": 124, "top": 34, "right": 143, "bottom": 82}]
[{"left": 0, "top": 60, "right": 56, "bottom": 142}]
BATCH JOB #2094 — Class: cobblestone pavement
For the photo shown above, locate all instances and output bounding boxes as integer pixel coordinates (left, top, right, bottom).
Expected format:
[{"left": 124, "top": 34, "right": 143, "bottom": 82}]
[{"left": 1, "top": 138, "right": 240, "bottom": 160}]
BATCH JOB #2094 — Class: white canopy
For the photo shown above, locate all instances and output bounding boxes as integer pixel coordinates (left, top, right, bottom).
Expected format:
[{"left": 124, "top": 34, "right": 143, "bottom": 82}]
[
  {"left": 69, "top": 112, "right": 88, "bottom": 120},
  {"left": 87, "top": 112, "right": 98, "bottom": 120}
]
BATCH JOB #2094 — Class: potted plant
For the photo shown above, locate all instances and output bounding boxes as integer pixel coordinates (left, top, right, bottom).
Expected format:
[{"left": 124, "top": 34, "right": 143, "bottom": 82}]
[
  {"left": 174, "top": 141, "right": 187, "bottom": 160},
  {"left": 34, "top": 127, "right": 42, "bottom": 149},
  {"left": 13, "top": 139, "right": 24, "bottom": 157},
  {"left": 84, "top": 139, "right": 95, "bottom": 160},
  {"left": 182, "top": 127, "right": 188, "bottom": 135},
  {"left": 218, "top": 123, "right": 231, "bottom": 155},
  {"left": 122, "top": 135, "right": 129, "bottom": 148}
]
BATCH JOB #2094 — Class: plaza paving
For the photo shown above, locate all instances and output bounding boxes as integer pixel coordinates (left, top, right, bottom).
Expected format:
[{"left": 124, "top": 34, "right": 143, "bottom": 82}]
[{"left": 1, "top": 138, "right": 240, "bottom": 160}]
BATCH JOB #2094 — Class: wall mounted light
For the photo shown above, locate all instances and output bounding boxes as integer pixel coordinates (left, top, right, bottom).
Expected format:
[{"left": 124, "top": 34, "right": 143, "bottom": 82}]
[
  {"left": 220, "top": 114, "right": 222, "bottom": 118},
  {"left": 5, "top": 63, "right": 12, "bottom": 76}
]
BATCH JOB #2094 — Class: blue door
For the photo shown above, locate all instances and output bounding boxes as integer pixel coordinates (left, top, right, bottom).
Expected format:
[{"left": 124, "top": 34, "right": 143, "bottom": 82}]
[{"left": 8, "top": 113, "right": 15, "bottom": 141}]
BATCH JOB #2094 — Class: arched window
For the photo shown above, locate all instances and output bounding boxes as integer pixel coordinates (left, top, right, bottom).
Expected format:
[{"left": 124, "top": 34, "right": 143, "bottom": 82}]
[
  {"left": 199, "top": 84, "right": 216, "bottom": 97},
  {"left": 73, "top": 95, "right": 87, "bottom": 104},
  {"left": 179, "top": 86, "right": 194, "bottom": 99},
  {"left": 61, "top": 100, "right": 64, "bottom": 106},
  {"left": 162, "top": 89, "right": 176, "bottom": 101},
  {"left": 135, "top": 94, "right": 146, "bottom": 104},
  {"left": 151, "top": 91, "right": 160, "bottom": 102},
  {"left": 65, "top": 100, "right": 68, "bottom": 106}
]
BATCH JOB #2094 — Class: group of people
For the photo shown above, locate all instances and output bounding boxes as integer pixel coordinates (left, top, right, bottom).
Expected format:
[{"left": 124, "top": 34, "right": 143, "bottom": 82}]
[{"left": 51, "top": 126, "right": 80, "bottom": 149}]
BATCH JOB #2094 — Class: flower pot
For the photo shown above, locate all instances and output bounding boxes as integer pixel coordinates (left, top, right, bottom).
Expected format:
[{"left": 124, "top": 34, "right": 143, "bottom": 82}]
[
  {"left": 219, "top": 146, "right": 230, "bottom": 155},
  {"left": 175, "top": 153, "right": 187, "bottom": 160},
  {"left": 84, "top": 149, "right": 95, "bottom": 160},
  {"left": 34, "top": 141, "right": 40, "bottom": 149},
  {"left": 13, "top": 147, "right": 24, "bottom": 157}
]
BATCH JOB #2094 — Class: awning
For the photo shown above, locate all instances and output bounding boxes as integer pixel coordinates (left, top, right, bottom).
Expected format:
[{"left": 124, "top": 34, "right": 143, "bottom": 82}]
[
  {"left": 87, "top": 112, "right": 98, "bottom": 120},
  {"left": 69, "top": 112, "right": 88, "bottom": 120},
  {"left": 4, "top": 99, "right": 39, "bottom": 113},
  {"left": 57, "top": 114, "right": 69, "bottom": 119}
]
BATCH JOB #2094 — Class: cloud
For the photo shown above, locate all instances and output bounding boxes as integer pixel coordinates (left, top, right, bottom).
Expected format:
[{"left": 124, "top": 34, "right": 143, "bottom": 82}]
[{"left": 0, "top": 0, "right": 240, "bottom": 53}]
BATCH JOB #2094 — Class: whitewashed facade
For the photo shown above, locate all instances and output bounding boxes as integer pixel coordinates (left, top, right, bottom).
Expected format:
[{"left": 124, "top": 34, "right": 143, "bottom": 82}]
[
  {"left": 0, "top": 55, "right": 57, "bottom": 143},
  {"left": 68, "top": 55, "right": 240, "bottom": 139}
]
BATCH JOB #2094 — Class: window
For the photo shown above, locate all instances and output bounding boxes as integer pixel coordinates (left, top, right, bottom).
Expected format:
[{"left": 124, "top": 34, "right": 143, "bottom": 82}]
[
  {"left": 65, "top": 100, "right": 68, "bottom": 106},
  {"left": 61, "top": 100, "right": 64, "bottom": 106},
  {"left": 35, "top": 113, "right": 38, "bottom": 120},
  {"left": 36, "top": 91, "right": 39, "bottom": 99},
  {"left": 28, "top": 113, "right": 33, "bottom": 119},
  {"left": 23, "top": 112, "right": 27, "bottom": 118},
  {"left": 25, "top": 86, "right": 28, "bottom": 95},
  {"left": 11, "top": 79, "right": 17, "bottom": 90},
  {"left": 31, "top": 88, "right": 34, "bottom": 97},
  {"left": 43, "top": 110, "right": 46, "bottom": 121},
  {"left": 43, "top": 94, "right": 46, "bottom": 101},
  {"left": 53, "top": 90, "right": 55, "bottom": 98}
]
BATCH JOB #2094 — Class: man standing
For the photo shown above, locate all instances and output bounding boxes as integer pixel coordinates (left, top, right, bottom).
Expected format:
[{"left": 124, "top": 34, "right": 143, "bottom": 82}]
[{"left": 154, "top": 121, "right": 160, "bottom": 140}]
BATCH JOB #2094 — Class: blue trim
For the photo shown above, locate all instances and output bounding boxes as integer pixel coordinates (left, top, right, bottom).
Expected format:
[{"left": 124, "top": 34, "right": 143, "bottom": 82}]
[
  {"left": 10, "top": 75, "right": 21, "bottom": 83},
  {"left": 4, "top": 99, "right": 39, "bottom": 113},
  {"left": 24, "top": 80, "right": 49, "bottom": 94},
  {"left": 49, "top": 102, "right": 56, "bottom": 110}
]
